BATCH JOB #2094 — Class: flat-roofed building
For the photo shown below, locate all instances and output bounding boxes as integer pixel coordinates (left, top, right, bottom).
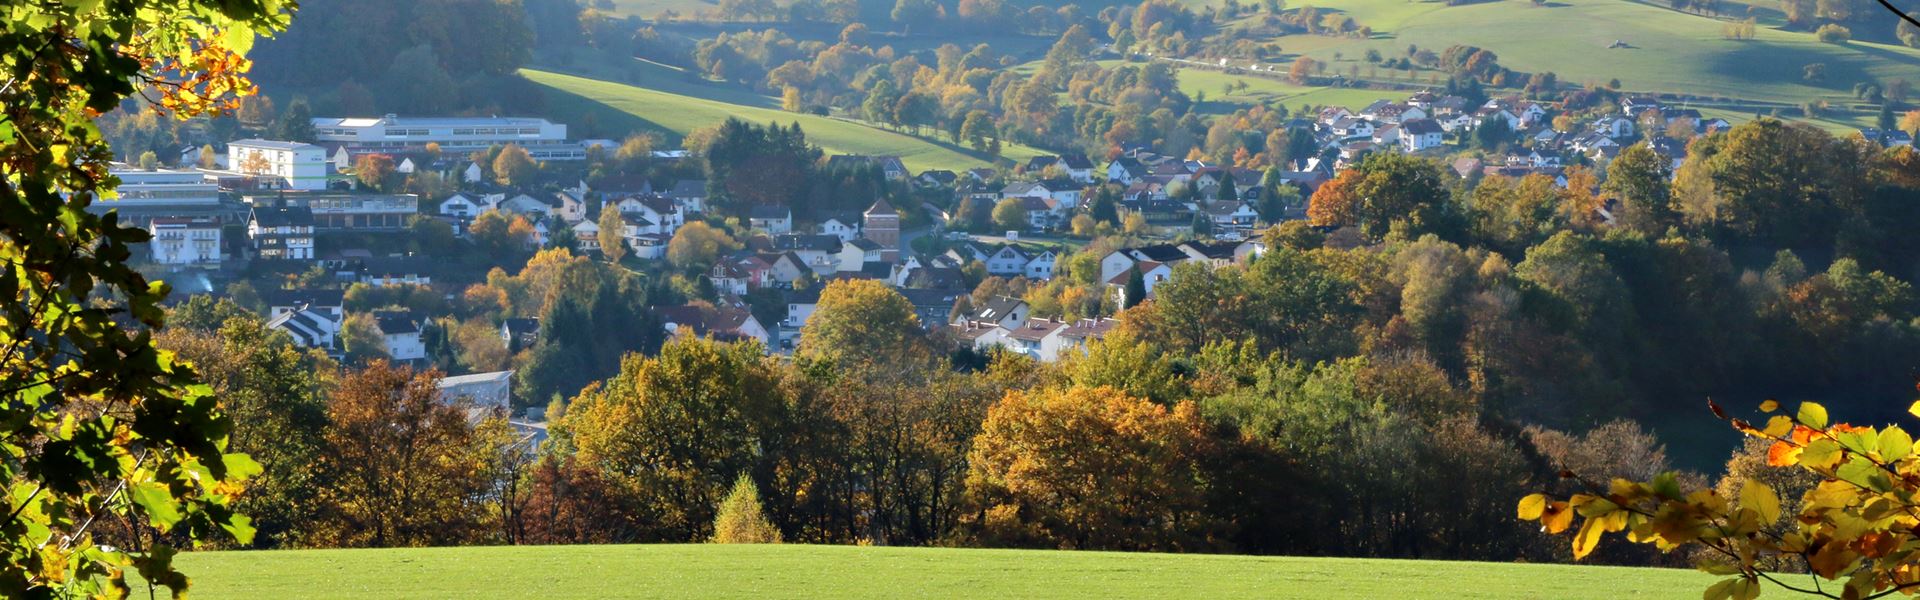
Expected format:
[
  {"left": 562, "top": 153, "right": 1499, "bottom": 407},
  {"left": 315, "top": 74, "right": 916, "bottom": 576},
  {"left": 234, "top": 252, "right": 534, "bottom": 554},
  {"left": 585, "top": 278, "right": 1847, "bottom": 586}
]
[
  {"left": 88, "top": 166, "right": 234, "bottom": 225},
  {"left": 310, "top": 115, "right": 585, "bottom": 160},
  {"left": 227, "top": 139, "right": 331, "bottom": 190},
  {"left": 244, "top": 192, "right": 418, "bottom": 232}
]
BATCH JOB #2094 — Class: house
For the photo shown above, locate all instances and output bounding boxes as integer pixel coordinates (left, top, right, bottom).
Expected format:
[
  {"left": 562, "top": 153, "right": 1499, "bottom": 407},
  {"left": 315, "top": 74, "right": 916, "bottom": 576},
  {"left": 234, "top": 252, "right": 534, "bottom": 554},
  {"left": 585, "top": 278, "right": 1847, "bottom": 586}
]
[
  {"left": 656, "top": 304, "right": 772, "bottom": 349},
  {"left": 1593, "top": 116, "right": 1636, "bottom": 140},
  {"left": 373, "top": 310, "right": 426, "bottom": 362},
  {"left": 1474, "top": 107, "right": 1521, "bottom": 130},
  {"left": 664, "top": 180, "right": 708, "bottom": 213},
  {"left": 1107, "top": 261, "right": 1173, "bottom": 307},
  {"left": 985, "top": 245, "right": 1031, "bottom": 276},
  {"left": 826, "top": 155, "right": 907, "bottom": 180},
  {"left": 952, "top": 320, "right": 1012, "bottom": 353},
  {"left": 959, "top": 296, "right": 1030, "bottom": 330},
  {"left": 1331, "top": 117, "right": 1376, "bottom": 138},
  {"left": 1400, "top": 119, "right": 1446, "bottom": 153},
  {"left": 748, "top": 205, "right": 792, "bottom": 234},
  {"left": 818, "top": 215, "right": 862, "bottom": 242},
  {"left": 1058, "top": 154, "right": 1096, "bottom": 183},
  {"left": 781, "top": 287, "right": 821, "bottom": 335},
  {"left": 1201, "top": 201, "right": 1260, "bottom": 237},
  {"left": 227, "top": 139, "right": 330, "bottom": 190},
  {"left": 761, "top": 252, "right": 812, "bottom": 285},
  {"left": 266, "top": 306, "right": 339, "bottom": 352},
  {"left": 148, "top": 218, "right": 222, "bottom": 266},
  {"left": 838, "top": 238, "right": 884, "bottom": 270},
  {"left": 501, "top": 318, "right": 539, "bottom": 352},
  {"left": 495, "top": 194, "right": 553, "bottom": 219},
  {"left": 551, "top": 191, "right": 588, "bottom": 224},
  {"left": 1370, "top": 123, "right": 1401, "bottom": 147},
  {"left": 898, "top": 288, "right": 964, "bottom": 330},
  {"left": 437, "top": 370, "right": 513, "bottom": 411},
  {"left": 615, "top": 195, "right": 683, "bottom": 235},
  {"left": 247, "top": 202, "right": 315, "bottom": 260},
  {"left": 439, "top": 193, "right": 487, "bottom": 218},
  {"left": 1106, "top": 157, "right": 1147, "bottom": 185},
  {"left": 571, "top": 220, "right": 601, "bottom": 252},
  {"left": 1056, "top": 317, "right": 1120, "bottom": 358},
  {"left": 1180, "top": 239, "right": 1263, "bottom": 266},
  {"left": 765, "top": 234, "right": 844, "bottom": 274},
  {"left": 1099, "top": 243, "right": 1191, "bottom": 283},
  {"left": 460, "top": 162, "right": 483, "bottom": 183},
  {"left": 1006, "top": 319, "right": 1069, "bottom": 361},
  {"left": 356, "top": 255, "right": 434, "bottom": 287},
  {"left": 263, "top": 289, "right": 344, "bottom": 320},
  {"left": 917, "top": 170, "right": 959, "bottom": 188}
]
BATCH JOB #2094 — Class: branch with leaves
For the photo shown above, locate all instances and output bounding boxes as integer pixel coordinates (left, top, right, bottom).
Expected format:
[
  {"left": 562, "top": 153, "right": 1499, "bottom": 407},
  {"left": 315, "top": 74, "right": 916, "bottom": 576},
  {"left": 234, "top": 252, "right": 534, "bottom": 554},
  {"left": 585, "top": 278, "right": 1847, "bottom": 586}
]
[{"left": 1521, "top": 391, "right": 1920, "bottom": 600}]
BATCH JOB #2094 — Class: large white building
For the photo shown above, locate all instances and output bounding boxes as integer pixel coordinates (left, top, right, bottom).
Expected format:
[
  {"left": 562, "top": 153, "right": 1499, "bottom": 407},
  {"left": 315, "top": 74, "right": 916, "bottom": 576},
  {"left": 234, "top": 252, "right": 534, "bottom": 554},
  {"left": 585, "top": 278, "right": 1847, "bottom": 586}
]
[
  {"left": 147, "top": 218, "right": 222, "bottom": 266},
  {"left": 227, "top": 139, "right": 331, "bottom": 190},
  {"left": 90, "top": 166, "right": 228, "bottom": 225},
  {"left": 310, "top": 115, "right": 586, "bottom": 161}
]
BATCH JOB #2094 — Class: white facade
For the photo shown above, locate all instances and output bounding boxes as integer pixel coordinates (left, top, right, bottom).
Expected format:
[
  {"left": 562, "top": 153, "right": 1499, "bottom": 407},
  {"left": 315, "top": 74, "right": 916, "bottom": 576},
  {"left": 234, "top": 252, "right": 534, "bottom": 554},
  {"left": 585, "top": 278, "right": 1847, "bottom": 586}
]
[
  {"left": 148, "top": 218, "right": 222, "bottom": 266},
  {"left": 311, "top": 115, "right": 585, "bottom": 160},
  {"left": 228, "top": 139, "right": 330, "bottom": 190}
]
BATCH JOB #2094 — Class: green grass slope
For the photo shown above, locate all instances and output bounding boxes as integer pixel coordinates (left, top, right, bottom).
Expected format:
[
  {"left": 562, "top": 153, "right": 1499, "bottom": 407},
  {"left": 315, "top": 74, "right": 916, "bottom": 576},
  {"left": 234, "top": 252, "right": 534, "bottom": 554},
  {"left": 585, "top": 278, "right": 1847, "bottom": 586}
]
[
  {"left": 1268, "top": 0, "right": 1920, "bottom": 105},
  {"left": 151, "top": 544, "right": 1715, "bottom": 599},
  {"left": 524, "top": 68, "right": 1044, "bottom": 172}
]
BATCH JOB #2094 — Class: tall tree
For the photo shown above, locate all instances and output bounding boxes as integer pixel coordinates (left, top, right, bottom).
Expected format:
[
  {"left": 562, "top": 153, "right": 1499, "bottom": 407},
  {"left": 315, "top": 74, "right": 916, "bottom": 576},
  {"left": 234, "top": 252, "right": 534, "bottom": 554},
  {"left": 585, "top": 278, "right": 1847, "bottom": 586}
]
[{"left": 597, "top": 204, "right": 628, "bottom": 264}]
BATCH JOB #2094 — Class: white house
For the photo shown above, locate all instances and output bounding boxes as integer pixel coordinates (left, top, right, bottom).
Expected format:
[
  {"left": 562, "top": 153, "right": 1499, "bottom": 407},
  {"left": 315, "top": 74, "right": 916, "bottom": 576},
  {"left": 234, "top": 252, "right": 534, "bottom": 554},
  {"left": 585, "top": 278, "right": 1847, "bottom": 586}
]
[
  {"left": 1024, "top": 249, "right": 1057, "bottom": 280},
  {"left": 266, "top": 307, "right": 338, "bottom": 351},
  {"left": 373, "top": 310, "right": 425, "bottom": 362},
  {"left": 147, "top": 218, "right": 221, "bottom": 266},
  {"left": 985, "top": 245, "right": 1030, "bottom": 276},
  {"left": 749, "top": 205, "right": 792, "bottom": 234},
  {"left": 439, "top": 193, "right": 486, "bottom": 218},
  {"left": 227, "top": 139, "right": 330, "bottom": 191},
  {"left": 818, "top": 216, "right": 862, "bottom": 242},
  {"left": 1400, "top": 119, "right": 1446, "bottom": 153},
  {"left": 437, "top": 370, "right": 513, "bottom": 411},
  {"left": 1107, "top": 261, "right": 1174, "bottom": 307},
  {"left": 247, "top": 203, "right": 315, "bottom": 260}
]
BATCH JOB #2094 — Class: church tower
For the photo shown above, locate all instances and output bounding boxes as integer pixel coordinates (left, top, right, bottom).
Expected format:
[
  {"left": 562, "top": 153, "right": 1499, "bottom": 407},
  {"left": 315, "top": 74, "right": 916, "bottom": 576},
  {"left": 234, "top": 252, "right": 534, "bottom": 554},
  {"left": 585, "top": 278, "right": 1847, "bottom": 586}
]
[{"left": 863, "top": 197, "right": 900, "bottom": 263}]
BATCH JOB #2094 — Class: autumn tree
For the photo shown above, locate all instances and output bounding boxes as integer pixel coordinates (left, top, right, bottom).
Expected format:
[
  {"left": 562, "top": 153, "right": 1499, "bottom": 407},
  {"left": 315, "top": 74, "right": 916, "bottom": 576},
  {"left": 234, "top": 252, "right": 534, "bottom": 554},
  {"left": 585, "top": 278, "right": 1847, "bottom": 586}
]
[
  {"left": 796, "top": 279, "right": 924, "bottom": 369},
  {"left": 992, "top": 197, "right": 1030, "bottom": 231},
  {"left": 493, "top": 144, "right": 539, "bottom": 186},
  {"left": 1606, "top": 143, "right": 1677, "bottom": 234},
  {"left": 355, "top": 153, "right": 398, "bottom": 191},
  {"left": 557, "top": 337, "right": 787, "bottom": 541},
  {"left": 964, "top": 386, "right": 1215, "bottom": 551},
  {"left": 711, "top": 475, "right": 781, "bottom": 543},
  {"left": 667, "top": 221, "right": 738, "bottom": 270},
  {"left": 597, "top": 204, "right": 628, "bottom": 263},
  {"left": 311, "top": 362, "right": 500, "bottom": 547}
]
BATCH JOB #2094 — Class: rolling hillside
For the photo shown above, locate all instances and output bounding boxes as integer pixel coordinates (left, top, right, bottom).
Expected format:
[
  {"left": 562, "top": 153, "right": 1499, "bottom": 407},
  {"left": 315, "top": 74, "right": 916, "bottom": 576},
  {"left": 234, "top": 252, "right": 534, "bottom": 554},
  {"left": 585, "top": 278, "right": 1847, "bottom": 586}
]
[
  {"left": 148, "top": 544, "right": 1717, "bottom": 599},
  {"left": 523, "top": 67, "right": 1045, "bottom": 172}
]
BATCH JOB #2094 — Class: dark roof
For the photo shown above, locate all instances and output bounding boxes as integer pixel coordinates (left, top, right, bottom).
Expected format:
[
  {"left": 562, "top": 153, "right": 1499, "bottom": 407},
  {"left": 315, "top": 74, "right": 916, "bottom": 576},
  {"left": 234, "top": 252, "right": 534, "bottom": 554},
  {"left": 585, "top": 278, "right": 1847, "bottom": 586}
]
[
  {"left": 1401, "top": 119, "right": 1443, "bottom": 135},
  {"left": 865, "top": 197, "right": 897, "bottom": 216},
  {"left": 502, "top": 318, "right": 539, "bottom": 336},
  {"left": 974, "top": 296, "right": 1025, "bottom": 321},
  {"left": 771, "top": 233, "right": 842, "bottom": 252},
  {"left": 666, "top": 180, "right": 707, "bottom": 198},
  {"left": 905, "top": 265, "right": 966, "bottom": 290},
  {"left": 1130, "top": 243, "right": 1189, "bottom": 263},
  {"left": 262, "top": 287, "right": 344, "bottom": 309},
  {"left": 897, "top": 287, "right": 963, "bottom": 308},
  {"left": 748, "top": 205, "right": 791, "bottom": 220},
  {"left": 1059, "top": 153, "right": 1095, "bottom": 170},
  {"left": 1182, "top": 241, "right": 1242, "bottom": 260},
  {"left": 373, "top": 310, "right": 421, "bottom": 335},
  {"left": 1007, "top": 319, "right": 1066, "bottom": 342},
  {"left": 654, "top": 305, "right": 757, "bottom": 340},
  {"left": 250, "top": 205, "right": 314, "bottom": 227}
]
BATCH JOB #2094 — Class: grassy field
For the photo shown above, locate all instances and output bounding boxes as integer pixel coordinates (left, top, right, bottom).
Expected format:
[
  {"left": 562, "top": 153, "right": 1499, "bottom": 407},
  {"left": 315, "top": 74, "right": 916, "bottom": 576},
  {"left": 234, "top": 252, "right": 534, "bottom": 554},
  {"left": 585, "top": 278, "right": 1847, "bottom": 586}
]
[
  {"left": 148, "top": 544, "right": 1716, "bottom": 599},
  {"left": 1256, "top": 0, "right": 1920, "bottom": 105},
  {"left": 524, "top": 67, "right": 1044, "bottom": 172}
]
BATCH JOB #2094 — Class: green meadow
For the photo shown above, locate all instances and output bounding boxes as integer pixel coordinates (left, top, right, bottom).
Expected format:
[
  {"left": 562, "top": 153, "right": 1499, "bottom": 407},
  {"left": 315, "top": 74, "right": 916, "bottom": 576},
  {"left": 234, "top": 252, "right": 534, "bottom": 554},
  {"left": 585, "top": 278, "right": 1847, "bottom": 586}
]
[{"left": 149, "top": 544, "right": 1717, "bottom": 599}]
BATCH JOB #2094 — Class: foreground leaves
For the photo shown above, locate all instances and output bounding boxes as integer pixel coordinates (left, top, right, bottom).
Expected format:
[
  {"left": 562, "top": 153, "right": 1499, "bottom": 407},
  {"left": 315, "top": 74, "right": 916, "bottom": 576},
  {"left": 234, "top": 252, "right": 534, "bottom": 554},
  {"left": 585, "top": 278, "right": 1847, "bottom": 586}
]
[{"left": 1522, "top": 394, "right": 1920, "bottom": 599}]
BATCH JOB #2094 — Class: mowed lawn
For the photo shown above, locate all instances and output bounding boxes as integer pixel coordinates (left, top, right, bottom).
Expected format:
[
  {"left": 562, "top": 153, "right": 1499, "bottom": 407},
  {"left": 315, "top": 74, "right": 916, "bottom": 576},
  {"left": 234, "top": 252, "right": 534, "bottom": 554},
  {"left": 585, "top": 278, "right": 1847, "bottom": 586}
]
[
  {"left": 523, "top": 69, "right": 1044, "bottom": 172},
  {"left": 149, "top": 544, "right": 1715, "bottom": 599}
]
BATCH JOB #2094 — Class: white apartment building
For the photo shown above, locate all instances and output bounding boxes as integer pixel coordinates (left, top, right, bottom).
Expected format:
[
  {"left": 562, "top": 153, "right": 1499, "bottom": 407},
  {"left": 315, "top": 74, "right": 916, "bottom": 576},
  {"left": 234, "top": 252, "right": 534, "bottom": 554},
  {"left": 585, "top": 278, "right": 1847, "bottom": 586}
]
[
  {"left": 310, "top": 115, "right": 586, "bottom": 160},
  {"left": 227, "top": 139, "right": 331, "bottom": 190},
  {"left": 147, "top": 218, "right": 223, "bottom": 266}
]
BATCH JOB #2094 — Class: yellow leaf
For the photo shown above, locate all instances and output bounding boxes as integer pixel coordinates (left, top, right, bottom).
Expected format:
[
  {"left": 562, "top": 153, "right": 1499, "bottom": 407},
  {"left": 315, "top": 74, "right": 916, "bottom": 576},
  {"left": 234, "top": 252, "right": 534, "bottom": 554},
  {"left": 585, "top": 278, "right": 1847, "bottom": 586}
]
[
  {"left": 1909, "top": 399, "right": 1920, "bottom": 420},
  {"left": 1763, "top": 415, "right": 1793, "bottom": 438},
  {"left": 1799, "top": 401, "right": 1829, "bottom": 429},
  {"left": 1740, "top": 480, "right": 1781, "bottom": 524},
  {"left": 1801, "top": 439, "right": 1845, "bottom": 469},
  {"left": 1703, "top": 578, "right": 1736, "bottom": 600},
  {"left": 1759, "top": 399, "right": 1779, "bottom": 413},
  {"left": 1880, "top": 425, "right": 1911, "bottom": 462},
  {"left": 1572, "top": 517, "right": 1604, "bottom": 560},
  {"left": 1542, "top": 501, "right": 1574, "bottom": 534},
  {"left": 1517, "top": 493, "right": 1549, "bottom": 520}
]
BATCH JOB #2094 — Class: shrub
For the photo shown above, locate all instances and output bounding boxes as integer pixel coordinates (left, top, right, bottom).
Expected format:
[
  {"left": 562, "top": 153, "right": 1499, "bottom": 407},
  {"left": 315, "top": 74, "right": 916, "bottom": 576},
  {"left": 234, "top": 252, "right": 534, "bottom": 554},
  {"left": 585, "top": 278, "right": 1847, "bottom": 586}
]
[
  {"left": 711, "top": 475, "right": 781, "bottom": 544},
  {"left": 1815, "top": 23, "right": 1851, "bottom": 43}
]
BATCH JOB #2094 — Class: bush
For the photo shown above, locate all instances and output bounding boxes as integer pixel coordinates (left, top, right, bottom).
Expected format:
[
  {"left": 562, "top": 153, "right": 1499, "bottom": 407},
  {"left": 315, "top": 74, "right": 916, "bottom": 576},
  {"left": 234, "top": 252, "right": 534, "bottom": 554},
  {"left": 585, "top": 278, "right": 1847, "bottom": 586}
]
[
  {"left": 711, "top": 475, "right": 781, "bottom": 544},
  {"left": 1815, "top": 23, "right": 1850, "bottom": 43}
]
